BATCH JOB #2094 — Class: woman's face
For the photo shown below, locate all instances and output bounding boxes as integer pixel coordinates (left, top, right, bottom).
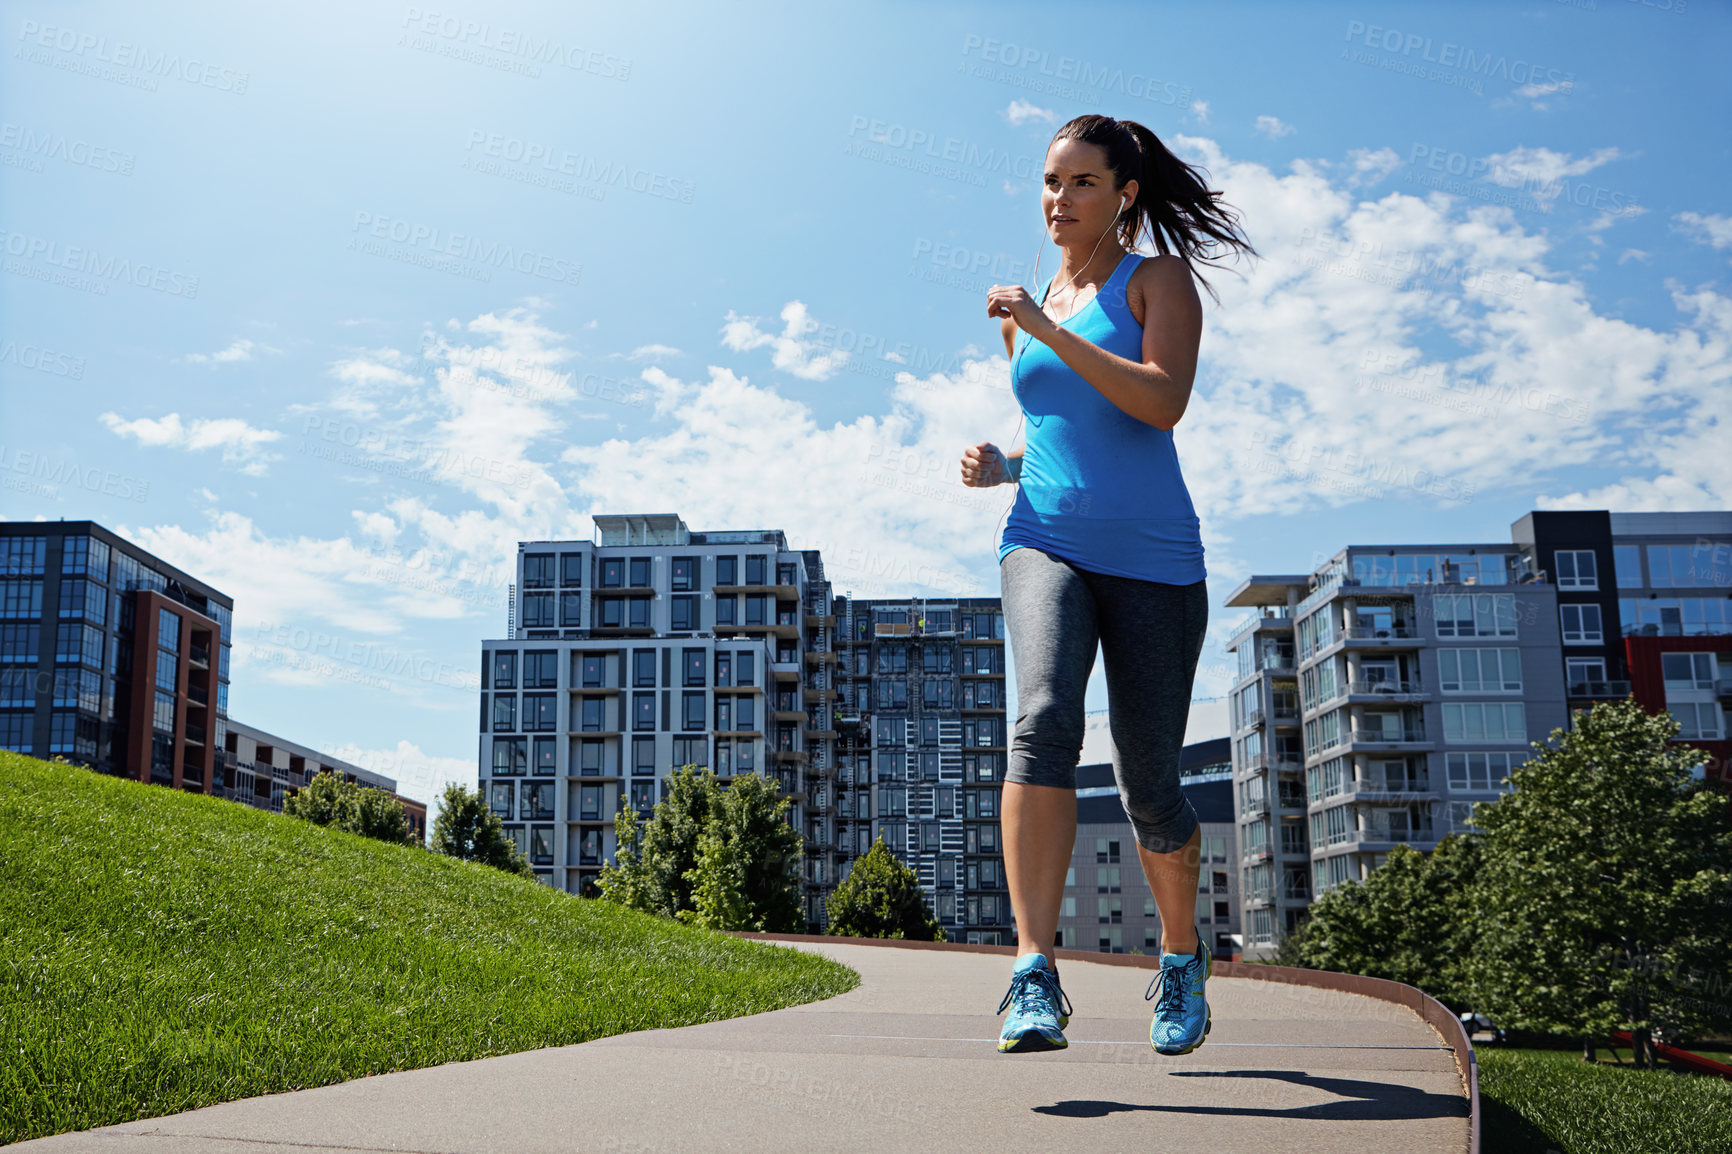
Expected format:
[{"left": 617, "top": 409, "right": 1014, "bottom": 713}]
[{"left": 1041, "top": 138, "right": 1135, "bottom": 247}]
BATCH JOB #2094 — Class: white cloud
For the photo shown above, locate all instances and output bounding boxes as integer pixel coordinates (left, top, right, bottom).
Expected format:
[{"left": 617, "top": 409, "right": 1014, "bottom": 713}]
[
  {"left": 99, "top": 411, "right": 283, "bottom": 474},
  {"left": 1513, "top": 79, "right": 1573, "bottom": 105},
  {"left": 181, "top": 337, "right": 280, "bottom": 365},
  {"left": 1253, "top": 115, "right": 1296, "bottom": 139},
  {"left": 1004, "top": 99, "right": 1056, "bottom": 127},
  {"left": 1337, "top": 146, "right": 1402, "bottom": 190},
  {"left": 628, "top": 343, "right": 683, "bottom": 361},
  {"left": 1617, "top": 249, "right": 1651, "bottom": 265},
  {"left": 320, "top": 738, "right": 476, "bottom": 812},
  {"left": 1479, "top": 145, "right": 1627, "bottom": 213},
  {"left": 719, "top": 301, "right": 852, "bottom": 380},
  {"left": 1675, "top": 211, "right": 1732, "bottom": 251},
  {"left": 1190, "top": 100, "right": 1210, "bottom": 125}
]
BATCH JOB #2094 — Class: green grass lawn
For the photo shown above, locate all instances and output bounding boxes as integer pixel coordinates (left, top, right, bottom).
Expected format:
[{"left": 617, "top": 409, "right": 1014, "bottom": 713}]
[
  {"left": 1478, "top": 1047, "right": 1732, "bottom": 1153},
  {"left": 0, "top": 752, "right": 859, "bottom": 1145}
]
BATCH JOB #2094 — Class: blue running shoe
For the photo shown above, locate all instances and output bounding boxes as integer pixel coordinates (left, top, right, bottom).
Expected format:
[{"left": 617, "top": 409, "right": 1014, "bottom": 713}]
[
  {"left": 1146, "top": 937, "right": 1211, "bottom": 1055},
  {"left": 996, "top": 952, "right": 1073, "bottom": 1053}
]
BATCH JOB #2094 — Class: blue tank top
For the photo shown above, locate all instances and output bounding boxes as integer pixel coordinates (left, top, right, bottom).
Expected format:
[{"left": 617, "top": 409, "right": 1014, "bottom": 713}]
[{"left": 999, "top": 251, "right": 1206, "bottom": 584}]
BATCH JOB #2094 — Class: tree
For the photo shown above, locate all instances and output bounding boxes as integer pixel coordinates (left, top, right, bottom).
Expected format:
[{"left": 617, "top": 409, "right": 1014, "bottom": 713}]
[
  {"left": 1465, "top": 698, "right": 1732, "bottom": 1066},
  {"left": 598, "top": 766, "right": 804, "bottom": 932},
  {"left": 430, "top": 782, "right": 532, "bottom": 878},
  {"left": 284, "top": 771, "right": 414, "bottom": 847},
  {"left": 678, "top": 829, "right": 754, "bottom": 931},
  {"left": 1293, "top": 834, "right": 1484, "bottom": 1010},
  {"left": 824, "top": 836, "right": 946, "bottom": 941}
]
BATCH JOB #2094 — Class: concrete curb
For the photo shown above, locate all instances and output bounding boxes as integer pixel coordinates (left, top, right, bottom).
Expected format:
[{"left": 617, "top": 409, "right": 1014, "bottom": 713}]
[{"left": 734, "top": 931, "right": 1480, "bottom": 1154}]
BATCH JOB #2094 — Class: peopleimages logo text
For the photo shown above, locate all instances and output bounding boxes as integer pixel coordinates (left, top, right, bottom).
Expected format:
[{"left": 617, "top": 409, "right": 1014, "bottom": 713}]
[
  {"left": 350, "top": 211, "right": 582, "bottom": 284},
  {"left": 15, "top": 19, "right": 249, "bottom": 92},
  {"left": 1343, "top": 21, "right": 1575, "bottom": 90},
  {"left": 0, "top": 229, "right": 198, "bottom": 296}
]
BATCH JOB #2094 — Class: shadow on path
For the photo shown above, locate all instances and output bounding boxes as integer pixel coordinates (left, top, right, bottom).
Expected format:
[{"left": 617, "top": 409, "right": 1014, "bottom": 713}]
[{"left": 1034, "top": 1068, "right": 1469, "bottom": 1122}]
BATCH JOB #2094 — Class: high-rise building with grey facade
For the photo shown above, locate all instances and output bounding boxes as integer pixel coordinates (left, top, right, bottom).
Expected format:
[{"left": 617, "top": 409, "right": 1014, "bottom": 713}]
[
  {"left": 476, "top": 513, "right": 1010, "bottom": 939},
  {"left": 1225, "top": 508, "right": 1730, "bottom": 959}
]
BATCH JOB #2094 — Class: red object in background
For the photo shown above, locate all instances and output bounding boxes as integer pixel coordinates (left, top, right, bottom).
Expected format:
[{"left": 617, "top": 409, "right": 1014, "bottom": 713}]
[
  {"left": 1623, "top": 634, "right": 1732, "bottom": 786},
  {"left": 1611, "top": 1030, "right": 1732, "bottom": 1081}
]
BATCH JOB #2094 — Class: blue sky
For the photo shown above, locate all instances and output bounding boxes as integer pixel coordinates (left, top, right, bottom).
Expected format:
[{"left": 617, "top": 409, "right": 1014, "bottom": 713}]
[{"left": 3, "top": 0, "right": 1728, "bottom": 809}]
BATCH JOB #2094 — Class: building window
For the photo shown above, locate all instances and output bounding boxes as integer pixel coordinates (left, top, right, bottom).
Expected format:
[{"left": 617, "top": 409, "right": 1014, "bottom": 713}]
[
  {"left": 1669, "top": 703, "right": 1726, "bottom": 741},
  {"left": 580, "top": 697, "right": 605, "bottom": 732},
  {"left": 1437, "top": 648, "right": 1521, "bottom": 692},
  {"left": 560, "top": 552, "right": 584, "bottom": 587},
  {"left": 671, "top": 557, "right": 696, "bottom": 591},
  {"left": 633, "top": 649, "right": 657, "bottom": 687},
  {"left": 579, "top": 653, "right": 604, "bottom": 688},
  {"left": 492, "top": 694, "right": 517, "bottom": 732},
  {"left": 578, "top": 739, "right": 604, "bottom": 776},
  {"left": 633, "top": 736, "right": 656, "bottom": 775},
  {"left": 1560, "top": 603, "right": 1603, "bottom": 644},
  {"left": 1554, "top": 550, "right": 1598, "bottom": 590},
  {"left": 521, "top": 592, "right": 554, "bottom": 629},
  {"left": 523, "top": 651, "right": 557, "bottom": 689},
  {"left": 523, "top": 553, "right": 555, "bottom": 588},
  {"left": 601, "top": 559, "right": 624, "bottom": 588},
  {"left": 1432, "top": 594, "right": 1517, "bottom": 639},
  {"left": 716, "top": 555, "right": 737, "bottom": 585},
  {"left": 529, "top": 825, "right": 554, "bottom": 865},
  {"left": 671, "top": 595, "right": 697, "bottom": 631},
  {"left": 673, "top": 735, "right": 706, "bottom": 770},
  {"left": 488, "top": 781, "right": 514, "bottom": 815},
  {"left": 684, "top": 648, "right": 706, "bottom": 686},
  {"left": 736, "top": 652, "right": 754, "bottom": 686},
  {"left": 493, "top": 651, "right": 517, "bottom": 689},
  {"left": 1647, "top": 543, "right": 1732, "bottom": 589},
  {"left": 683, "top": 691, "right": 706, "bottom": 730},
  {"left": 520, "top": 781, "right": 555, "bottom": 820},
  {"left": 1442, "top": 702, "right": 1527, "bottom": 744},
  {"left": 629, "top": 557, "right": 652, "bottom": 588},
  {"left": 1446, "top": 750, "right": 1524, "bottom": 791},
  {"left": 533, "top": 736, "right": 557, "bottom": 775},
  {"left": 523, "top": 693, "right": 557, "bottom": 732},
  {"left": 745, "top": 555, "right": 766, "bottom": 585},
  {"left": 633, "top": 692, "right": 655, "bottom": 731},
  {"left": 560, "top": 592, "right": 583, "bottom": 627},
  {"left": 716, "top": 596, "right": 736, "bottom": 626},
  {"left": 492, "top": 737, "right": 527, "bottom": 775},
  {"left": 1661, "top": 652, "right": 1716, "bottom": 691},
  {"left": 1566, "top": 657, "right": 1606, "bottom": 690}
]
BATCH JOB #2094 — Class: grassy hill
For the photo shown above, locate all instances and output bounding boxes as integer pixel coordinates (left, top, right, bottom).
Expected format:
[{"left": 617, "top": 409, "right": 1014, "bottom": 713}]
[{"left": 0, "top": 751, "right": 858, "bottom": 1145}]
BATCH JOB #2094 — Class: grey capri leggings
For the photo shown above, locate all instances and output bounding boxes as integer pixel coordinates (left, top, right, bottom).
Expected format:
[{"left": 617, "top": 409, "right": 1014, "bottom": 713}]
[{"left": 999, "top": 544, "right": 1210, "bottom": 854}]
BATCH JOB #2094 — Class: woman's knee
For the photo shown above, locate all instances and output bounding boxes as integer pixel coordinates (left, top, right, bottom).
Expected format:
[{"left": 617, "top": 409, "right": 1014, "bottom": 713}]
[
  {"left": 1122, "top": 790, "right": 1198, "bottom": 855},
  {"left": 1013, "top": 694, "right": 1085, "bottom": 752}
]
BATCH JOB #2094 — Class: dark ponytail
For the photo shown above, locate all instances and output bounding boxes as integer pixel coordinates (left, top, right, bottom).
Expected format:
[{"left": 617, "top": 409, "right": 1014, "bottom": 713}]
[{"left": 1051, "top": 114, "right": 1259, "bottom": 305}]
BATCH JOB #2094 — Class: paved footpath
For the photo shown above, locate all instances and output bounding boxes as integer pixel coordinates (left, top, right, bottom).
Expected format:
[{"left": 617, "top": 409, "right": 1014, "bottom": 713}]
[{"left": 18, "top": 940, "right": 1470, "bottom": 1154}]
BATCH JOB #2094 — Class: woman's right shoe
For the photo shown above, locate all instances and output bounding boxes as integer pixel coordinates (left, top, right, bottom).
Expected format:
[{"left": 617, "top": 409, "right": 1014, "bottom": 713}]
[{"left": 997, "top": 952, "right": 1074, "bottom": 1053}]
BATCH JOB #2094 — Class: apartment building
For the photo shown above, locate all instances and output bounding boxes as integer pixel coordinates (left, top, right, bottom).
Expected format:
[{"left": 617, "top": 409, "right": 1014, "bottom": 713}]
[
  {"left": 832, "top": 594, "right": 1012, "bottom": 943},
  {"left": 1, "top": 521, "right": 234, "bottom": 794},
  {"left": 1058, "top": 738, "right": 1241, "bottom": 959},
  {"left": 1224, "top": 508, "right": 1730, "bottom": 959},
  {"left": 477, "top": 513, "right": 1010, "bottom": 940},
  {"left": 228, "top": 717, "right": 428, "bottom": 842}
]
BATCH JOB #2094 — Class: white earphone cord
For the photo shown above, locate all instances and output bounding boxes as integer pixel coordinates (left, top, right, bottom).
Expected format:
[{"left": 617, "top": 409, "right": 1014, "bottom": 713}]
[{"left": 993, "top": 190, "right": 1131, "bottom": 555}]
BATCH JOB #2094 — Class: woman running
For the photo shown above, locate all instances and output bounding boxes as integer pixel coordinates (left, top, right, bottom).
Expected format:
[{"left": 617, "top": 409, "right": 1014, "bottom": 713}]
[{"left": 959, "top": 113, "right": 1257, "bottom": 1055}]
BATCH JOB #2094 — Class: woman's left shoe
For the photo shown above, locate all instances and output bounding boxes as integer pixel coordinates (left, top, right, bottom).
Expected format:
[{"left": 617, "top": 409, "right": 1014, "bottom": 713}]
[
  {"left": 1146, "top": 937, "right": 1211, "bottom": 1056},
  {"left": 997, "top": 952, "right": 1074, "bottom": 1053}
]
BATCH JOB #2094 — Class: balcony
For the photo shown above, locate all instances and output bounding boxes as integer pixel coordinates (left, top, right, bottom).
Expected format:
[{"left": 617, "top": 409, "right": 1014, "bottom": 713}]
[
  {"left": 1346, "top": 679, "right": 1427, "bottom": 700},
  {"left": 1245, "top": 886, "right": 1275, "bottom": 908},
  {"left": 1341, "top": 625, "right": 1422, "bottom": 644},
  {"left": 1239, "top": 796, "right": 1269, "bottom": 820},
  {"left": 184, "top": 724, "right": 207, "bottom": 746},
  {"left": 1348, "top": 825, "right": 1442, "bottom": 849},
  {"left": 1341, "top": 727, "right": 1432, "bottom": 752},
  {"left": 1270, "top": 707, "right": 1300, "bottom": 727},
  {"left": 1238, "top": 708, "right": 1265, "bottom": 731},
  {"left": 804, "top": 649, "right": 837, "bottom": 664},
  {"left": 187, "top": 683, "right": 210, "bottom": 706},
  {"left": 1567, "top": 680, "right": 1632, "bottom": 699},
  {"left": 189, "top": 645, "right": 210, "bottom": 668},
  {"left": 1228, "top": 612, "right": 1292, "bottom": 650}
]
